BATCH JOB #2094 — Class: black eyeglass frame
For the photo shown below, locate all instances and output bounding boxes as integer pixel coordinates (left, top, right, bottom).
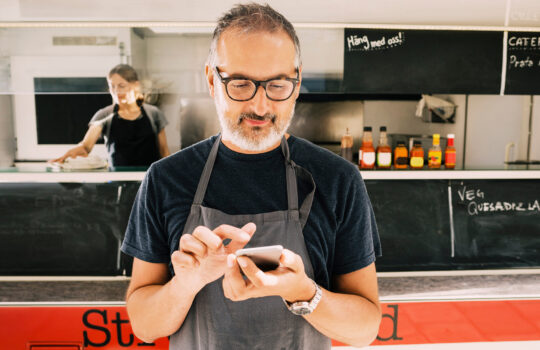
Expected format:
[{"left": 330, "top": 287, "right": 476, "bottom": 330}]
[{"left": 214, "top": 67, "right": 300, "bottom": 102}]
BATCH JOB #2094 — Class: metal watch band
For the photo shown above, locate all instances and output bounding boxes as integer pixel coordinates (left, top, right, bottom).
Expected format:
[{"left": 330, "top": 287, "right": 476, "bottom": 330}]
[{"left": 283, "top": 279, "right": 322, "bottom": 315}]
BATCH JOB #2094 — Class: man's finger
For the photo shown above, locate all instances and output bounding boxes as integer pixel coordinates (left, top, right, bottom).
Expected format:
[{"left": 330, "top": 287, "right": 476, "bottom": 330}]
[
  {"left": 224, "top": 254, "right": 248, "bottom": 299},
  {"left": 179, "top": 234, "right": 208, "bottom": 258},
  {"left": 191, "top": 226, "right": 223, "bottom": 251},
  {"left": 237, "top": 256, "right": 278, "bottom": 288},
  {"left": 171, "top": 250, "right": 199, "bottom": 268},
  {"left": 279, "top": 249, "right": 304, "bottom": 273},
  {"left": 213, "top": 223, "right": 255, "bottom": 252}
]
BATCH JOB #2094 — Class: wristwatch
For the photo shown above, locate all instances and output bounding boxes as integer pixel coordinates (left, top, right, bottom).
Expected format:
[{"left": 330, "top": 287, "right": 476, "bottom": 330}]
[{"left": 283, "top": 280, "right": 322, "bottom": 315}]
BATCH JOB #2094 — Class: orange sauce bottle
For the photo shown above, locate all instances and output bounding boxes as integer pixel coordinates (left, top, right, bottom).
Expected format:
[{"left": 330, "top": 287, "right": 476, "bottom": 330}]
[
  {"left": 393, "top": 141, "right": 408, "bottom": 169},
  {"left": 359, "top": 126, "right": 375, "bottom": 169},
  {"left": 410, "top": 141, "right": 424, "bottom": 169}
]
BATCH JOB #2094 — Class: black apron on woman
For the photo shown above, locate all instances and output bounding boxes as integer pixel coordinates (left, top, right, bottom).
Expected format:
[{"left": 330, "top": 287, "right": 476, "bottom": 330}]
[
  {"left": 169, "top": 134, "right": 331, "bottom": 350},
  {"left": 106, "top": 106, "right": 160, "bottom": 167}
]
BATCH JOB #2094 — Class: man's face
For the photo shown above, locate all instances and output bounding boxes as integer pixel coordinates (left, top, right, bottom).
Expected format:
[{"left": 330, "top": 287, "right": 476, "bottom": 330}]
[{"left": 206, "top": 29, "right": 301, "bottom": 152}]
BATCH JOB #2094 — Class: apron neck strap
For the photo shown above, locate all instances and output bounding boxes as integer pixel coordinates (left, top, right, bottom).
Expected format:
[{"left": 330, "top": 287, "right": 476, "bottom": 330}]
[
  {"left": 192, "top": 133, "right": 314, "bottom": 227},
  {"left": 192, "top": 133, "right": 222, "bottom": 205},
  {"left": 282, "top": 136, "right": 299, "bottom": 212}
]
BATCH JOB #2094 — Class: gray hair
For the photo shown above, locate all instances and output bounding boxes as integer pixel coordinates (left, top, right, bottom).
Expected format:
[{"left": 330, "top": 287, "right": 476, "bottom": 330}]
[{"left": 207, "top": 3, "right": 301, "bottom": 68}]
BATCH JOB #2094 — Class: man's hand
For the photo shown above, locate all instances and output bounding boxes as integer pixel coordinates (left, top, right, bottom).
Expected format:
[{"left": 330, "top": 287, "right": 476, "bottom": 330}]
[
  {"left": 171, "top": 223, "right": 256, "bottom": 294},
  {"left": 222, "top": 249, "right": 316, "bottom": 303}
]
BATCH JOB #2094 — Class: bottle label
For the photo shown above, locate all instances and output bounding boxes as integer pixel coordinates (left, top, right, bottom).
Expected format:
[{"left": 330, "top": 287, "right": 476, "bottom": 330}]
[
  {"left": 377, "top": 152, "right": 392, "bottom": 166},
  {"left": 362, "top": 152, "right": 375, "bottom": 166},
  {"left": 428, "top": 150, "right": 442, "bottom": 166},
  {"left": 410, "top": 156, "right": 424, "bottom": 168},
  {"left": 395, "top": 157, "right": 408, "bottom": 165},
  {"left": 445, "top": 151, "right": 456, "bottom": 165}
]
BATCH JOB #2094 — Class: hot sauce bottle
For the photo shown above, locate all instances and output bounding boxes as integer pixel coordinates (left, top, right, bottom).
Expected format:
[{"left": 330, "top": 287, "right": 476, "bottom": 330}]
[
  {"left": 393, "top": 141, "right": 408, "bottom": 169},
  {"left": 376, "top": 126, "right": 392, "bottom": 169},
  {"left": 359, "top": 126, "right": 375, "bottom": 169},
  {"left": 410, "top": 141, "right": 424, "bottom": 169},
  {"left": 428, "top": 133, "right": 442, "bottom": 169},
  {"left": 444, "top": 133, "right": 456, "bottom": 169}
]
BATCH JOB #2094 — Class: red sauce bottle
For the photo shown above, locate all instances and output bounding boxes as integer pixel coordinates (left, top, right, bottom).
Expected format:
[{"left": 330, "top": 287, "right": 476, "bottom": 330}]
[{"left": 445, "top": 134, "right": 456, "bottom": 169}]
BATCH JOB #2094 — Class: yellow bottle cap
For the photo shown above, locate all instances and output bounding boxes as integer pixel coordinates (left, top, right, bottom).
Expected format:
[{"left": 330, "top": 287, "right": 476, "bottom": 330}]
[{"left": 433, "top": 133, "right": 440, "bottom": 145}]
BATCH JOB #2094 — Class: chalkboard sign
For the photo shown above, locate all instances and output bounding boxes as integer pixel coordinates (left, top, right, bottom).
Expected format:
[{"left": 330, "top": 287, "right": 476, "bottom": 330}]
[
  {"left": 504, "top": 32, "right": 540, "bottom": 94},
  {"left": 343, "top": 29, "right": 503, "bottom": 94},
  {"left": 365, "top": 180, "right": 453, "bottom": 271},
  {"left": 0, "top": 182, "right": 139, "bottom": 275},
  {"left": 366, "top": 179, "right": 540, "bottom": 271},
  {"left": 451, "top": 180, "right": 540, "bottom": 268}
]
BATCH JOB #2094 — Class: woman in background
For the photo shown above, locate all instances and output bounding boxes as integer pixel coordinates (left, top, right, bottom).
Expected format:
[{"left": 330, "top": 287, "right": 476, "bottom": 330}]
[{"left": 53, "top": 64, "right": 169, "bottom": 167}]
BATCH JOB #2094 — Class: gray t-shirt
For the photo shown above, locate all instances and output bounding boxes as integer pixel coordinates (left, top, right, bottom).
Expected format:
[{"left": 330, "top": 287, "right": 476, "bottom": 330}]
[{"left": 89, "top": 103, "right": 168, "bottom": 142}]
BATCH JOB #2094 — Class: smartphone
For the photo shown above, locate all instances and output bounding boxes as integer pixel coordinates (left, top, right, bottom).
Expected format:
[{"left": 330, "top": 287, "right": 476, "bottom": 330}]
[{"left": 235, "top": 245, "right": 283, "bottom": 271}]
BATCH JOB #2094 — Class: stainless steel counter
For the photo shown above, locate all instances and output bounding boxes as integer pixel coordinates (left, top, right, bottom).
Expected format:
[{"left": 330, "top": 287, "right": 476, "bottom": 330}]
[
  {"left": 2, "top": 162, "right": 540, "bottom": 183},
  {"left": 1, "top": 270, "right": 538, "bottom": 304}
]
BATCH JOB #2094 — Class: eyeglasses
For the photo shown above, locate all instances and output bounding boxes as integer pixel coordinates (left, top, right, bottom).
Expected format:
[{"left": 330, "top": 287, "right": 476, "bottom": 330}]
[{"left": 214, "top": 67, "right": 299, "bottom": 102}]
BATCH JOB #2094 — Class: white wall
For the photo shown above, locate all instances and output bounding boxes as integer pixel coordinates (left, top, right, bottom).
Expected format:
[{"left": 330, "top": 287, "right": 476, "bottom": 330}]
[
  {"left": 4, "top": 27, "right": 130, "bottom": 58},
  {"left": 1, "top": 0, "right": 514, "bottom": 26},
  {"left": 146, "top": 34, "right": 211, "bottom": 95},
  {"left": 145, "top": 34, "right": 213, "bottom": 152},
  {"left": 130, "top": 29, "right": 147, "bottom": 78},
  {"left": 529, "top": 96, "right": 540, "bottom": 161},
  {"left": 0, "top": 55, "right": 15, "bottom": 166},
  {"left": 465, "top": 95, "right": 529, "bottom": 169},
  {"left": 0, "top": 94, "right": 15, "bottom": 167},
  {"left": 296, "top": 28, "right": 343, "bottom": 75}
]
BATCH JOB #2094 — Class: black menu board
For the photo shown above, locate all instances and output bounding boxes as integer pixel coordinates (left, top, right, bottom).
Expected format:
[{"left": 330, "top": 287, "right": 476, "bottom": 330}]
[
  {"left": 343, "top": 29, "right": 503, "bottom": 94},
  {"left": 0, "top": 182, "right": 139, "bottom": 275},
  {"left": 366, "top": 179, "right": 540, "bottom": 271},
  {"left": 365, "top": 180, "right": 453, "bottom": 271},
  {"left": 450, "top": 180, "right": 540, "bottom": 267},
  {"left": 504, "top": 32, "right": 540, "bottom": 94}
]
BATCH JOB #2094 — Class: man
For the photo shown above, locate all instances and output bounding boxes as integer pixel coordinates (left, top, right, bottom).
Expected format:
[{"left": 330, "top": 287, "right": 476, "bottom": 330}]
[{"left": 122, "top": 4, "right": 382, "bottom": 349}]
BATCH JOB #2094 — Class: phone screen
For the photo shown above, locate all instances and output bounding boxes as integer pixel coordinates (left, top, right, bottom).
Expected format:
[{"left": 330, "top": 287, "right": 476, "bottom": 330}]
[{"left": 235, "top": 245, "right": 283, "bottom": 271}]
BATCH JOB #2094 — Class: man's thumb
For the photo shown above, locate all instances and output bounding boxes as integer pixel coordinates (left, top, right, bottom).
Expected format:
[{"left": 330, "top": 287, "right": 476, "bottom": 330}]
[{"left": 280, "top": 249, "right": 302, "bottom": 272}]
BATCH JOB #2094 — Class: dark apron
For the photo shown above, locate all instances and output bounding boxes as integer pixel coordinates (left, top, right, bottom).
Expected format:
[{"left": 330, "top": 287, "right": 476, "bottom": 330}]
[
  {"left": 170, "top": 134, "right": 331, "bottom": 350},
  {"left": 107, "top": 107, "right": 159, "bottom": 167}
]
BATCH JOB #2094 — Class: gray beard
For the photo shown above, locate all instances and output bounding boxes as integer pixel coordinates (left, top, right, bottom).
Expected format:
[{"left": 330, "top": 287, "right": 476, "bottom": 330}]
[{"left": 219, "top": 109, "right": 294, "bottom": 152}]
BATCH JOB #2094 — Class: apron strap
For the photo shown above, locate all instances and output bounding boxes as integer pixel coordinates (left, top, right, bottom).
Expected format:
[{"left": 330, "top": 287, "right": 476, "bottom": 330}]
[
  {"left": 289, "top": 160, "right": 316, "bottom": 229},
  {"left": 282, "top": 136, "right": 299, "bottom": 212},
  {"left": 281, "top": 137, "right": 316, "bottom": 229},
  {"left": 192, "top": 134, "right": 315, "bottom": 229},
  {"left": 192, "top": 133, "right": 222, "bottom": 205}
]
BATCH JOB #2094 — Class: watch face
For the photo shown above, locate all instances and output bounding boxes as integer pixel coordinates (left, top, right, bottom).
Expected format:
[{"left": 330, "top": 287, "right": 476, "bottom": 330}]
[
  {"left": 285, "top": 281, "right": 322, "bottom": 316},
  {"left": 291, "top": 306, "right": 312, "bottom": 315},
  {"left": 290, "top": 302, "right": 312, "bottom": 315}
]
